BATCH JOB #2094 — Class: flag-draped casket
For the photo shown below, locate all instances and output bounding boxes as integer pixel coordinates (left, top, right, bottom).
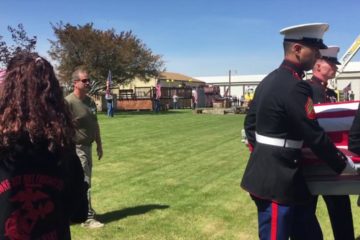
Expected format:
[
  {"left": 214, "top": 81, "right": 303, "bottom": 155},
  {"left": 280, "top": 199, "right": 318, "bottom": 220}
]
[{"left": 303, "top": 101, "right": 360, "bottom": 195}]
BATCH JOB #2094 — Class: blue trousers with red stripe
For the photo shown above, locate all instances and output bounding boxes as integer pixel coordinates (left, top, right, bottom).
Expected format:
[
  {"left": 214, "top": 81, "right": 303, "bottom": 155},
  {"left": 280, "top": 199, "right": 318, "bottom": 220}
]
[{"left": 252, "top": 195, "right": 322, "bottom": 240}]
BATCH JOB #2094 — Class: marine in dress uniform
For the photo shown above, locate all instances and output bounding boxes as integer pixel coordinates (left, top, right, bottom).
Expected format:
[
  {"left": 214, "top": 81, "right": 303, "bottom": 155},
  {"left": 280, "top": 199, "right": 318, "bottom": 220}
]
[
  {"left": 241, "top": 24, "right": 358, "bottom": 240},
  {"left": 304, "top": 46, "right": 355, "bottom": 240},
  {"left": 348, "top": 77, "right": 360, "bottom": 226},
  {"left": 307, "top": 46, "right": 341, "bottom": 104}
]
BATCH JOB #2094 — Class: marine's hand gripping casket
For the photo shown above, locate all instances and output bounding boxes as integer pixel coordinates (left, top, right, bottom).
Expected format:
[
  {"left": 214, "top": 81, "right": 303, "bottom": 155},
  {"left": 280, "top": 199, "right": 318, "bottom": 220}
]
[{"left": 302, "top": 101, "right": 360, "bottom": 195}]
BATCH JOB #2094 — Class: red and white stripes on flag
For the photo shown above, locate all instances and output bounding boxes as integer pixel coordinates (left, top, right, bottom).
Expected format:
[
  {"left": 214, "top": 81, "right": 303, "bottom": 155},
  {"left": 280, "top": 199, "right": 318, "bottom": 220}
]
[
  {"left": 155, "top": 83, "right": 161, "bottom": 99},
  {"left": 106, "top": 70, "right": 112, "bottom": 91},
  {"left": 0, "top": 69, "right": 6, "bottom": 84},
  {"left": 343, "top": 83, "right": 352, "bottom": 93},
  {"left": 302, "top": 101, "right": 360, "bottom": 195}
]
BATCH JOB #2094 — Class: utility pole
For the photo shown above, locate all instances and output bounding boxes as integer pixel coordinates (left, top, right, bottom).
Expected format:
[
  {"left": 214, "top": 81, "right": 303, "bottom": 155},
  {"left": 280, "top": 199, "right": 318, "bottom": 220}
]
[
  {"left": 228, "top": 70, "right": 231, "bottom": 97},
  {"left": 333, "top": 35, "right": 360, "bottom": 88}
]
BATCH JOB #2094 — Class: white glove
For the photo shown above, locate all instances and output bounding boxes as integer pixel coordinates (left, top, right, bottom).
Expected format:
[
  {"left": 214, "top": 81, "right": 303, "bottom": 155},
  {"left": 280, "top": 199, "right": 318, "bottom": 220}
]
[{"left": 342, "top": 157, "right": 360, "bottom": 174}]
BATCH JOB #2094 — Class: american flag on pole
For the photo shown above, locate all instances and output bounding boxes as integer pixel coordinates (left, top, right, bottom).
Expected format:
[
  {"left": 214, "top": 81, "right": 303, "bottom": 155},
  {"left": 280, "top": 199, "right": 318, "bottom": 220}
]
[
  {"left": 343, "top": 83, "right": 352, "bottom": 93},
  {"left": 342, "top": 83, "right": 352, "bottom": 100},
  {"left": 302, "top": 101, "right": 360, "bottom": 195},
  {"left": 0, "top": 69, "right": 6, "bottom": 84},
  {"left": 106, "top": 70, "right": 112, "bottom": 91},
  {"left": 155, "top": 83, "right": 161, "bottom": 99}
]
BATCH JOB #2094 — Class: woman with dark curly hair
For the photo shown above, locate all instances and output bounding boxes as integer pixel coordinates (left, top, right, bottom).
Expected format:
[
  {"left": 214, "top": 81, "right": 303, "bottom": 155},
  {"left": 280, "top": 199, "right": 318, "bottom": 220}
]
[{"left": 0, "top": 52, "right": 88, "bottom": 239}]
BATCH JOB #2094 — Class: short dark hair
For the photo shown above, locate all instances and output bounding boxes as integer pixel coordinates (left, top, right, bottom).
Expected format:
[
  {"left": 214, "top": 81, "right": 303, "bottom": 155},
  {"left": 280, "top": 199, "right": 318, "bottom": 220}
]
[
  {"left": 283, "top": 41, "right": 295, "bottom": 54},
  {"left": 71, "top": 66, "right": 88, "bottom": 82}
]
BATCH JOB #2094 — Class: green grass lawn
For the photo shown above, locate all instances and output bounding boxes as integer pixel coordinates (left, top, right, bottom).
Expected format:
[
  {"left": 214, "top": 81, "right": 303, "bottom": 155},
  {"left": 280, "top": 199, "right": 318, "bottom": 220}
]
[{"left": 70, "top": 110, "right": 360, "bottom": 240}]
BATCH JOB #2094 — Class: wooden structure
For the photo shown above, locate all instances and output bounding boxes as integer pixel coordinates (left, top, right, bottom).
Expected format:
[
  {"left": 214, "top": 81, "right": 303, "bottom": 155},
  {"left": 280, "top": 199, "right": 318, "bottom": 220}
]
[{"left": 115, "top": 72, "right": 205, "bottom": 111}]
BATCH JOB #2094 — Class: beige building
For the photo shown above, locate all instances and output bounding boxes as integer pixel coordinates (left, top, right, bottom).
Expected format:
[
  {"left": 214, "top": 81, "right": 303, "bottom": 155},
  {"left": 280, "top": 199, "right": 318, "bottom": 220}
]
[{"left": 107, "top": 72, "right": 204, "bottom": 110}]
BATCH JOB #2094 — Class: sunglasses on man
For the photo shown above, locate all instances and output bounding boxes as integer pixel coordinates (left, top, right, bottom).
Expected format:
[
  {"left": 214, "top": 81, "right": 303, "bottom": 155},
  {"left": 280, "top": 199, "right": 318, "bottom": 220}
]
[{"left": 76, "top": 78, "right": 90, "bottom": 83}]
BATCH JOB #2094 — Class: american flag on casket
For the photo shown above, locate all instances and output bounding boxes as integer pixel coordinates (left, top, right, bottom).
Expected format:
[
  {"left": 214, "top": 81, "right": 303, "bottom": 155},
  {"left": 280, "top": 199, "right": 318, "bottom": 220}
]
[{"left": 302, "top": 101, "right": 360, "bottom": 195}]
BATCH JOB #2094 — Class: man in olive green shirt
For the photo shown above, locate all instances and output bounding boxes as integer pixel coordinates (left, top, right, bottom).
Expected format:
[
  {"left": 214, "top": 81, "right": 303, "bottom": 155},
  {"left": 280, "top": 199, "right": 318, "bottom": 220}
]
[{"left": 66, "top": 68, "right": 104, "bottom": 228}]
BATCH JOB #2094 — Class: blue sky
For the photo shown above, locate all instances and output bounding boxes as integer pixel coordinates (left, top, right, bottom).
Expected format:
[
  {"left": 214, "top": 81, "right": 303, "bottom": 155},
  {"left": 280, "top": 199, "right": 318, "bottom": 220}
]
[{"left": 1, "top": 0, "right": 359, "bottom": 77}]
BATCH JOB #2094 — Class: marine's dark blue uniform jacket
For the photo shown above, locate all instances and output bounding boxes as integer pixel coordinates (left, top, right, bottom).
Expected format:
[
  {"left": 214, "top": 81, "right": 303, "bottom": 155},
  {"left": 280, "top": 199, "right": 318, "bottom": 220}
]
[
  {"left": 241, "top": 60, "right": 347, "bottom": 204},
  {"left": 306, "top": 76, "right": 326, "bottom": 104}
]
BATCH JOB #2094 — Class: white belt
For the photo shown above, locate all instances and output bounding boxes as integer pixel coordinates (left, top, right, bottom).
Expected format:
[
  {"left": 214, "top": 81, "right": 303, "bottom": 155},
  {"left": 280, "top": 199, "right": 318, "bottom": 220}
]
[{"left": 255, "top": 132, "right": 303, "bottom": 149}]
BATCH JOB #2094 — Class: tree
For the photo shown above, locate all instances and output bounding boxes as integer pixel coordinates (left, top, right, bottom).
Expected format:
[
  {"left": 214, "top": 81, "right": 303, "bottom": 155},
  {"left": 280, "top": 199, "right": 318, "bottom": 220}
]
[
  {"left": 0, "top": 24, "right": 37, "bottom": 67},
  {"left": 48, "top": 22, "right": 165, "bottom": 93}
]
